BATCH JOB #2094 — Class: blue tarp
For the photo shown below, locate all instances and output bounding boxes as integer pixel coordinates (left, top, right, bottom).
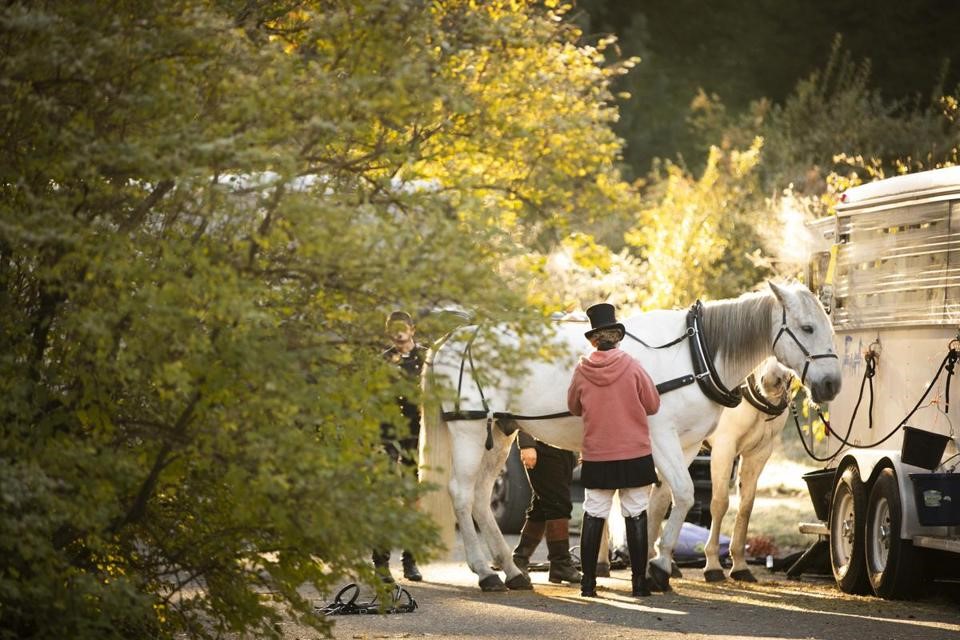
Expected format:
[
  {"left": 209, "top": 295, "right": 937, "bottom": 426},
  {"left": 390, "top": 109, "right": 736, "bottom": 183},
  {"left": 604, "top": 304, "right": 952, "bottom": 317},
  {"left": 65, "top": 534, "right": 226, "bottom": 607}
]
[{"left": 674, "top": 522, "right": 730, "bottom": 564}]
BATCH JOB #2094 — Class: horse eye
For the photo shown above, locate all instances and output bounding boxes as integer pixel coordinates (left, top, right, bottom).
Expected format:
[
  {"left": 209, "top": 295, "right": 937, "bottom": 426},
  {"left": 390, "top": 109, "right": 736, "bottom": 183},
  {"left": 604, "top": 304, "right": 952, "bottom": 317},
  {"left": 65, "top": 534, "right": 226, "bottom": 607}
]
[{"left": 801, "top": 324, "right": 814, "bottom": 334}]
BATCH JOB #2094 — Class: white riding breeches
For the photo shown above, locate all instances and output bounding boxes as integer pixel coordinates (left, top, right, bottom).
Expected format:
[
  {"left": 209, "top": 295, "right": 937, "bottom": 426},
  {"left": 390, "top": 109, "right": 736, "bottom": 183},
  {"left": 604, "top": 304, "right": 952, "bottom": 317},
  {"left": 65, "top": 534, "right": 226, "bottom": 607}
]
[{"left": 583, "top": 486, "right": 651, "bottom": 519}]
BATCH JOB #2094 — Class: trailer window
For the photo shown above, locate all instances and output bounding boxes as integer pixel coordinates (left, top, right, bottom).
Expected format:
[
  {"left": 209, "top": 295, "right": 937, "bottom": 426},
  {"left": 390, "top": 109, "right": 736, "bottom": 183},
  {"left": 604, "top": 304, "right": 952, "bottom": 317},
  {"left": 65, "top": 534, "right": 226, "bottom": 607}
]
[{"left": 833, "top": 200, "right": 957, "bottom": 328}]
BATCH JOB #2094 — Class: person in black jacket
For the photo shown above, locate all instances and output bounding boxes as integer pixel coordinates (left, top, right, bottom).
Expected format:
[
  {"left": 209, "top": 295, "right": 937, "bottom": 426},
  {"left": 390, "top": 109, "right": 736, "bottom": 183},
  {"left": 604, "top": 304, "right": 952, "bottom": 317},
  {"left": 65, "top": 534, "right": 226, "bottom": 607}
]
[
  {"left": 373, "top": 310, "right": 429, "bottom": 583},
  {"left": 511, "top": 431, "right": 582, "bottom": 585}
]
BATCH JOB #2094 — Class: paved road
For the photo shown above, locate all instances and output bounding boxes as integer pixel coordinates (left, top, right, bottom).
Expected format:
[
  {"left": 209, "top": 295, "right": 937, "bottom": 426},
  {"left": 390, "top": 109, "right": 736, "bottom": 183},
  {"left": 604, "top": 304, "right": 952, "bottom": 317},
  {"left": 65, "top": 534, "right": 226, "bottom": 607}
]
[{"left": 293, "top": 536, "right": 960, "bottom": 640}]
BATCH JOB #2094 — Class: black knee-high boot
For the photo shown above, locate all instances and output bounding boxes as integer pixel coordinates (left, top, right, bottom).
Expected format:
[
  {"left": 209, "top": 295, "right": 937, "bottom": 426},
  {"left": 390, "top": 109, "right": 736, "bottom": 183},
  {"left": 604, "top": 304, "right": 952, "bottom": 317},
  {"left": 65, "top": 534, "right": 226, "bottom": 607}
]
[
  {"left": 512, "top": 518, "right": 546, "bottom": 573},
  {"left": 579, "top": 514, "right": 606, "bottom": 597},
  {"left": 625, "top": 512, "right": 650, "bottom": 597},
  {"left": 372, "top": 550, "right": 394, "bottom": 583}
]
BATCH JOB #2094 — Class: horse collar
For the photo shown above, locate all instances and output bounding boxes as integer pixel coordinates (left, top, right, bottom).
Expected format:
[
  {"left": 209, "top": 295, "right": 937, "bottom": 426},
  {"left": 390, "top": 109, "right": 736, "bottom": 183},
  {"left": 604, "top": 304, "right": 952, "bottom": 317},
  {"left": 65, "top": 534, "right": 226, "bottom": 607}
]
[
  {"left": 686, "top": 301, "right": 742, "bottom": 408},
  {"left": 740, "top": 373, "right": 789, "bottom": 417}
]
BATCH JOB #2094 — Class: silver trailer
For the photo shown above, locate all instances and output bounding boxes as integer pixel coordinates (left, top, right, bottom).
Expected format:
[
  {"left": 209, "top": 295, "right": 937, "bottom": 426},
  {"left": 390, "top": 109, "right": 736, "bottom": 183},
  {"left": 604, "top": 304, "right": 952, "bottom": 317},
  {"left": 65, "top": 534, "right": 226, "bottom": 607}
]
[{"left": 803, "top": 166, "right": 960, "bottom": 598}]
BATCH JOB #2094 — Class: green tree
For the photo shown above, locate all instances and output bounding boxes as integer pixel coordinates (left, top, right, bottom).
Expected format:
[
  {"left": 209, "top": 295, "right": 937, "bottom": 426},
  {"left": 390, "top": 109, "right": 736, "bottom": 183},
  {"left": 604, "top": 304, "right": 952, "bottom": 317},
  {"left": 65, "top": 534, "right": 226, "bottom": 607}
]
[
  {"left": 0, "top": 1, "right": 637, "bottom": 637},
  {"left": 578, "top": 0, "right": 960, "bottom": 175},
  {"left": 625, "top": 138, "right": 769, "bottom": 309},
  {"left": 623, "top": 42, "right": 960, "bottom": 309}
]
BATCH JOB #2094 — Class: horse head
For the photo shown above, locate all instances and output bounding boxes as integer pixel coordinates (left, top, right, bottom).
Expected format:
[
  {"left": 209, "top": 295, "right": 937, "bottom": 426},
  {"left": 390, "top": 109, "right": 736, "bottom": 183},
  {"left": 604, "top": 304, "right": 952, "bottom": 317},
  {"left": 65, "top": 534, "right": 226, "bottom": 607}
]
[
  {"left": 757, "top": 356, "right": 793, "bottom": 403},
  {"left": 768, "top": 281, "right": 841, "bottom": 403}
]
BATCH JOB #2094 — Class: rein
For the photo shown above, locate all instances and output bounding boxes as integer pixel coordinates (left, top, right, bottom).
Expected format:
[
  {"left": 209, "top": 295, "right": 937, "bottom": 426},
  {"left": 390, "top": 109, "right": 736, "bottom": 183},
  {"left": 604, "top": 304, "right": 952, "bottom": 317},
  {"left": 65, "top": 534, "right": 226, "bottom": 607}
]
[
  {"left": 625, "top": 326, "right": 694, "bottom": 349},
  {"left": 316, "top": 583, "right": 418, "bottom": 616},
  {"left": 794, "top": 342, "right": 960, "bottom": 464}
]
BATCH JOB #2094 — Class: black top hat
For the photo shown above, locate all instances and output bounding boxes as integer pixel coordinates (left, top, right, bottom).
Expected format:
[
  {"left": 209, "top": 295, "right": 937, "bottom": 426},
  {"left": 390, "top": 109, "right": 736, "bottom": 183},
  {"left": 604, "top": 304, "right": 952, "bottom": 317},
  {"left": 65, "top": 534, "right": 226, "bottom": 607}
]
[{"left": 584, "top": 303, "right": 625, "bottom": 339}]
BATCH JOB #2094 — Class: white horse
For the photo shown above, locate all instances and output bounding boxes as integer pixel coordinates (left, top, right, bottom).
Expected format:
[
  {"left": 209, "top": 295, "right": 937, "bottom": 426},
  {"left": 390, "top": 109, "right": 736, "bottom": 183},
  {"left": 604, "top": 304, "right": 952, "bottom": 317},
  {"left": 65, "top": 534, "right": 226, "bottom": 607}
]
[
  {"left": 702, "top": 357, "right": 794, "bottom": 583},
  {"left": 419, "top": 282, "right": 840, "bottom": 592}
]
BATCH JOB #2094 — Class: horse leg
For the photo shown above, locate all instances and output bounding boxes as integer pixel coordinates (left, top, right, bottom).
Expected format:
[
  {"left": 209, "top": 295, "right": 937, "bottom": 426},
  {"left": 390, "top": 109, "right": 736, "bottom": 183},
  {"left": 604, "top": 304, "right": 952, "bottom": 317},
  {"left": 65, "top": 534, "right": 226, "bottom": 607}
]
[
  {"left": 471, "top": 430, "right": 531, "bottom": 590},
  {"left": 448, "top": 421, "right": 508, "bottom": 592},
  {"left": 646, "top": 481, "right": 671, "bottom": 570},
  {"left": 703, "top": 439, "right": 737, "bottom": 582},
  {"left": 601, "top": 493, "right": 626, "bottom": 576},
  {"left": 729, "top": 444, "right": 773, "bottom": 582},
  {"left": 592, "top": 520, "right": 611, "bottom": 576},
  {"left": 648, "top": 437, "right": 697, "bottom": 592}
]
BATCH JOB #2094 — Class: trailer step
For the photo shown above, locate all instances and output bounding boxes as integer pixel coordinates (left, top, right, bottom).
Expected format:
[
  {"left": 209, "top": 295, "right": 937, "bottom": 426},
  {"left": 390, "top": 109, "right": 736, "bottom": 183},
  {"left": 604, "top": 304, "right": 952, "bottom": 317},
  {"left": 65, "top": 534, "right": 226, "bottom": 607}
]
[
  {"left": 912, "top": 535, "right": 960, "bottom": 554},
  {"left": 798, "top": 521, "right": 829, "bottom": 536}
]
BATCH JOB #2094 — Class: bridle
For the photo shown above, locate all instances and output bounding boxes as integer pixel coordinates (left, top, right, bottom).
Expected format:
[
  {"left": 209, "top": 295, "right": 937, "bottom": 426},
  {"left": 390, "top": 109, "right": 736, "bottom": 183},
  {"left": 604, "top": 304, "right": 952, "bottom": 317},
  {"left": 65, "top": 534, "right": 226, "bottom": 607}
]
[{"left": 771, "top": 305, "right": 838, "bottom": 386}]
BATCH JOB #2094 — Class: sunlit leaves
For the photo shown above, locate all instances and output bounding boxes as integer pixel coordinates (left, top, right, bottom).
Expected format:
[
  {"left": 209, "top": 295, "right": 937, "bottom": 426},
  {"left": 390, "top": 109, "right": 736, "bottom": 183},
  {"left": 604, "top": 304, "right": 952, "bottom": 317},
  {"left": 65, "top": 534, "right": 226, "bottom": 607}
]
[
  {"left": 625, "top": 138, "right": 766, "bottom": 309},
  {"left": 0, "top": 1, "right": 642, "bottom": 638}
]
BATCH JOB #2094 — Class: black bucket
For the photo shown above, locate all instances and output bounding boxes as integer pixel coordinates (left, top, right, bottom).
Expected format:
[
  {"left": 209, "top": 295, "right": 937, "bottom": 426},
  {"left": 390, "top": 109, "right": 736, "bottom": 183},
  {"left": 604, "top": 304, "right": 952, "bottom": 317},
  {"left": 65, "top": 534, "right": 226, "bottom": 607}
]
[
  {"left": 802, "top": 468, "right": 836, "bottom": 521},
  {"left": 901, "top": 426, "right": 952, "bottom": 470},
  {"left": 910, "top": 473, "right": 960, "bottom": 526}
]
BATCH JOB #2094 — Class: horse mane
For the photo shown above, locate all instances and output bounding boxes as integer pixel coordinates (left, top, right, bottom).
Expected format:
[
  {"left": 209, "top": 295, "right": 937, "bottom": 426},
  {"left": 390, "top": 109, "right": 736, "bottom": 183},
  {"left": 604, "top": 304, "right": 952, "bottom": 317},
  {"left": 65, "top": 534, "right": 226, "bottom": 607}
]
[{"left": 701, "top": 288, "right": 777, "bottom": 379}]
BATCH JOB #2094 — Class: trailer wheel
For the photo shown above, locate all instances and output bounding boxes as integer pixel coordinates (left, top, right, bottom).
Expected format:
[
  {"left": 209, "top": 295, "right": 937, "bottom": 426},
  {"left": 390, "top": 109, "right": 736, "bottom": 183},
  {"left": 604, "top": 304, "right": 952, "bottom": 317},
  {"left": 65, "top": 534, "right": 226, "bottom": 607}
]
[
  {"left": 865, "top": 468, "right": 923, "bottom": 599},
  {"left": 829, "top": 465, "right": 871, "bottom": 594}
]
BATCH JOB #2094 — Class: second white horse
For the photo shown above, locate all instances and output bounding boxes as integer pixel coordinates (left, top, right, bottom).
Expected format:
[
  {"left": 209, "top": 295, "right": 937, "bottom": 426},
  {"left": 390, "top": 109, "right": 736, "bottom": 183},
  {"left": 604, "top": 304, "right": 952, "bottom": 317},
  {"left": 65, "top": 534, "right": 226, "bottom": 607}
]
[{"left": 702, "top": 357, "right": 794, "bottom": 582}]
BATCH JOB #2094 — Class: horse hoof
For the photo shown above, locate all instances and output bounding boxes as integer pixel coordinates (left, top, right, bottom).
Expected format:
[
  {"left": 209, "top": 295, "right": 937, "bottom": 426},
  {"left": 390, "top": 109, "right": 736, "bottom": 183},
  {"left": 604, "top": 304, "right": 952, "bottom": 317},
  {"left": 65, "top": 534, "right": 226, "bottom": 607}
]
[
  {"left": 730, "top": 569, "right": 758, "bottom": 583},
  {"left": 671, "top": 561, "right": 683, "bottom": 578},
  {"left": 703, "top": 569, "right": 726, "bottom": 583},
  {"left": 479, "top": 575, "right": 508, "bottom": 592},
  {"left": 647, "top": 563, "right": 672, "bottom": 592},
  {"left": 505, "top": 574, "right": 533, "bottom": 590}
]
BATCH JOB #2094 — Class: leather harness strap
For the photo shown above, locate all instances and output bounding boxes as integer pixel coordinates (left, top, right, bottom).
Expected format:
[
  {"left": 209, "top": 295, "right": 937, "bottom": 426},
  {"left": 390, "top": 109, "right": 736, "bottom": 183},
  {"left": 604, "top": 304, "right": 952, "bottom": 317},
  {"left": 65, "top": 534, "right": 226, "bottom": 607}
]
[
  {"left": 740, "top": 372, "right": 789, "bottom": 418},
  {"left": 686, "top": 300, "right": 743, "bottom": 408}
]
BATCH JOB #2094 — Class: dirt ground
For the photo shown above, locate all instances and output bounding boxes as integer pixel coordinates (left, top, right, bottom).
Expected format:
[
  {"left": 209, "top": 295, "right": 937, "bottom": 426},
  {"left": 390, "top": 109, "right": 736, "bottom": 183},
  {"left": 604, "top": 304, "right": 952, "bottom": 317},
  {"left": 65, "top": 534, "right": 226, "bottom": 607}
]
[
  {"left": 297, "top": 557, "right": 960, "bottom": 640},
  {"left": 295, "top": 455, "right": 960, "bottom": 639}
]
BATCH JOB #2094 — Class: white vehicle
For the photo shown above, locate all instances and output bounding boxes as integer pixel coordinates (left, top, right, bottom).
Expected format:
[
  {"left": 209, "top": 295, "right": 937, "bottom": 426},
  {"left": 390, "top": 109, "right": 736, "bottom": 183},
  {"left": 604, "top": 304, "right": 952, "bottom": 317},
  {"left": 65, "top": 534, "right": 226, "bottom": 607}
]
[{"left": 803, "top": 165, "right": 960, "bottom": 599}]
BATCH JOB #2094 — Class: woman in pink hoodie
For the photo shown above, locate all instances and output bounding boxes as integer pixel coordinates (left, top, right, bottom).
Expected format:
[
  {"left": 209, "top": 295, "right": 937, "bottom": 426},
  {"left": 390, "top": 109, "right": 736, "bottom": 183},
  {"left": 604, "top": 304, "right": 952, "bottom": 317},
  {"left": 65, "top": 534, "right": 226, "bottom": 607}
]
[{"left": 568, "top": 303, "right": 660, "bottom": 598}]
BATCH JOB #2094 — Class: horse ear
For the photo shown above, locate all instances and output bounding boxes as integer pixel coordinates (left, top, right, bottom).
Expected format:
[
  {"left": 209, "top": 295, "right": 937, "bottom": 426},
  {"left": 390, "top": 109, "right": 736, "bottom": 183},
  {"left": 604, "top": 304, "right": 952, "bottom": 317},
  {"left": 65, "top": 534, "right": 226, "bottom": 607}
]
[{"left": 767, "top": 280, "right": 788, "bottom": 304}]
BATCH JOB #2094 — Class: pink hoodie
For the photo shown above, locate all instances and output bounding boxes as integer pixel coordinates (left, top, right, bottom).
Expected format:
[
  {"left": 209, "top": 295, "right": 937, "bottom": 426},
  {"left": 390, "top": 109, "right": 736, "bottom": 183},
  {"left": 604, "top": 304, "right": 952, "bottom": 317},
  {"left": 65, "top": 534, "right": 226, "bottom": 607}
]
[{"left": 567, "top": 348, "right": 661, "bottom": 462}]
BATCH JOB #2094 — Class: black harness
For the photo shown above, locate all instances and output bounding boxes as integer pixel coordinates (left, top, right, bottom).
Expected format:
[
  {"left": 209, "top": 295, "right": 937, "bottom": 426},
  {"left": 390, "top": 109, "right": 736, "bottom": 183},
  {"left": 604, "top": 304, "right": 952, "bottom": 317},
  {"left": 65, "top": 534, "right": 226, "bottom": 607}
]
[
  {"left": 686, "top": 300, "right": 742, "bottom": 407},
  {"left": 316, "top": 583, "right": 418, "bottom": 616},
  {"left": 441, "top": 300, "right": 834, "bottom": 449},
  {"left": 740, "top": 372, "right": 790, "bottom": 419}
]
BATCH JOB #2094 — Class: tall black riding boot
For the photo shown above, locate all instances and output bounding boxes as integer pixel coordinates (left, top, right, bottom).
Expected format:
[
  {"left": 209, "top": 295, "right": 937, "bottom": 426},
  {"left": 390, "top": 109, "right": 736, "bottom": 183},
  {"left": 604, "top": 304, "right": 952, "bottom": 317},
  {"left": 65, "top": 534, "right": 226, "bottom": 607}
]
[
  {"left": 625, "top": 512, "right": 650, "bottom": 597},
  {"left": 579, "top": 514, "right": 606, "bottom": 597},
  {"left": 372, "top": 550, "right": 395, "bottom": 584},
  {"left": 512, "top": 518, "right": 546, "bottom": 574},
  {"left": 546, "top": 519, "right": 582, "bottom": 584},
  {"left": 401, "top": 551, "right": 422, "bottom": 581}
]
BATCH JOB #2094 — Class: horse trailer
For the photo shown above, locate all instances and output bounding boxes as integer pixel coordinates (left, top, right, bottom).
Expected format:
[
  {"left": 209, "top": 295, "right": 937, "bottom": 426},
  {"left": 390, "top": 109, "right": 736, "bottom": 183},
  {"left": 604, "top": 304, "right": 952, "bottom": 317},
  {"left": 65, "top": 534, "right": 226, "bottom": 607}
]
[{"left": 804, "top": 165, "right": 960, "bottom": 598}]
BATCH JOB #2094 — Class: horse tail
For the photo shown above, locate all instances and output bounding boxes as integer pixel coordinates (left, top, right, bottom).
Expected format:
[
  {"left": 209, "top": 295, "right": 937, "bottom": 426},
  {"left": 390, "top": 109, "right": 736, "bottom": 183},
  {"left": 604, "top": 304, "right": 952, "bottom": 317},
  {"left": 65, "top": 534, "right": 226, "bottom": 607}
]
[{"left": 418, "top": 374, "right": 457, "bottom": 557}]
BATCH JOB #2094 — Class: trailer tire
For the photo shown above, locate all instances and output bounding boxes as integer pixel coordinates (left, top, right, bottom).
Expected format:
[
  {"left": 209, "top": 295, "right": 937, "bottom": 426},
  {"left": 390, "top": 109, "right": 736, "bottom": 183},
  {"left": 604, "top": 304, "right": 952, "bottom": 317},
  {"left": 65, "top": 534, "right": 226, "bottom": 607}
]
[
  {"left": 865, "top": 468, "right": 923, "bottom": 599},
  {"left": 829, "top": 465, "right": 871, "bottom": 594}
]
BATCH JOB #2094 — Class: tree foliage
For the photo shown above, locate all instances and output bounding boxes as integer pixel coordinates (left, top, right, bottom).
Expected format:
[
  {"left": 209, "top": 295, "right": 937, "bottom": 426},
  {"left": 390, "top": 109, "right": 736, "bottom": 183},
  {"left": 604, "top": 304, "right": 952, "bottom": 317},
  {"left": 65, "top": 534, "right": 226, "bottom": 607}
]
[
  {"left": 625, "top": 139, "right": 769, "bottom": 309},
  {"left": 0, "top": 1, "right": 637, "bottom": 637},
  {"left": 620, "top": 40, "right": 960, "bottom": 308},
  {"left": 578, "top": 0, "right": 960, "bottom": 173}
]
